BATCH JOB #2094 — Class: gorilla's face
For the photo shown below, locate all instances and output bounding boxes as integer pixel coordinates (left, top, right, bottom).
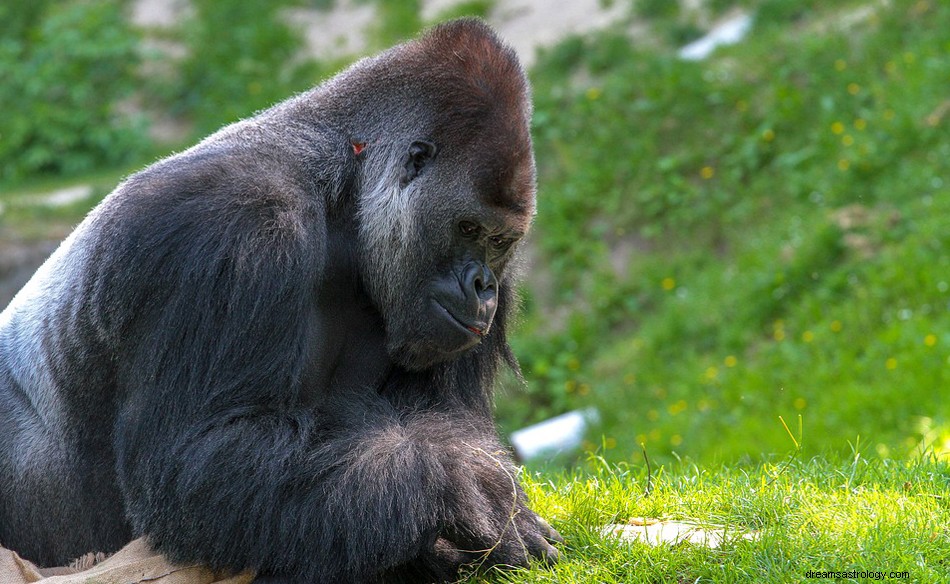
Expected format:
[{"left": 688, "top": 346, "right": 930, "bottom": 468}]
[{"left": 358, "top": 133, "right": 535, "bottom": 371}]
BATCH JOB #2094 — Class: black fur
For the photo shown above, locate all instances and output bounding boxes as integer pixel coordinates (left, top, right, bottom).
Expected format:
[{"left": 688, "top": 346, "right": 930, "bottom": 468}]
[{"left": 0, "top": 19, "right": 557, "bottom": 583}]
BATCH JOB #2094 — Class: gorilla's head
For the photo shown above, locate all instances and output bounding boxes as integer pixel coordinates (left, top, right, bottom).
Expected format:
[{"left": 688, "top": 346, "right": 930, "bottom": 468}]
[{"left": 349, "top": 20, "right": 535, "bottom": 371}]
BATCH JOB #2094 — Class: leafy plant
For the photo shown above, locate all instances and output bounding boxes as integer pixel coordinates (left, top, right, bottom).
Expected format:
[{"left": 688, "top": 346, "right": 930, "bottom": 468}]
[
  {"left": 162, "top": 0, "right": 319, "bottom": 134},
  {"left": 0, "top": 0, "right": 146, "bottom": 182}
]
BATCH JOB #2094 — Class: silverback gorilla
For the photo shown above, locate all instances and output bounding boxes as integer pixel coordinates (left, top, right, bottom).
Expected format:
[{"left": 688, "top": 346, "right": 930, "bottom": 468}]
[{"left": 0, "top": 19, "right": 560, "bottom": 583}]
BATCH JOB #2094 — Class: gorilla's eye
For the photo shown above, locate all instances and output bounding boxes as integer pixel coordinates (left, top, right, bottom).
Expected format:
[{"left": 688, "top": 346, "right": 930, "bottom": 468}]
[
  {"left": 489, "top": 236, "right": 511, "bottom": 251},
  {"left": 459, "top": 221, "right": 480, "bottom": 238}
]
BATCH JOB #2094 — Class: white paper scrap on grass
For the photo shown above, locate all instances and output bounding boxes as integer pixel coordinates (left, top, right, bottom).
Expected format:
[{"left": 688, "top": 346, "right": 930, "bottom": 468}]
[{"left": 601, "top": 518, "right": 759, "bottom": 549}]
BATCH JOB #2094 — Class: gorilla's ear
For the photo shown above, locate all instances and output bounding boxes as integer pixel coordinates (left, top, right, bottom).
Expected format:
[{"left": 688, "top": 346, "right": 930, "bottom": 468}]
[{"left": 401, "top": 140, "right": 437, "bottom": 186}]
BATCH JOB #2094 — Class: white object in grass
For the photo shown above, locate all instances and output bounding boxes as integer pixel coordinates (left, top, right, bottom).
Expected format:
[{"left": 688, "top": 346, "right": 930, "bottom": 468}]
[{"left": 510, "top": 408, "right": 599, "bottom": 461}]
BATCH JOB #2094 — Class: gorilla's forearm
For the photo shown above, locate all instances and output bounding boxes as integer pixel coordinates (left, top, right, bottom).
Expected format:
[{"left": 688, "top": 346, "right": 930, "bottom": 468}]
[{"left": 118, "top": 398, "right": 519, "bottom": 582}]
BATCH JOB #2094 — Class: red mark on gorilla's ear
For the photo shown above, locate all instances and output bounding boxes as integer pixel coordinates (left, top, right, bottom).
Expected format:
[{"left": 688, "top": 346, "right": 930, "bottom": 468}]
[{"left": 351, "top": 141, "right": 366, "bottom": 156}]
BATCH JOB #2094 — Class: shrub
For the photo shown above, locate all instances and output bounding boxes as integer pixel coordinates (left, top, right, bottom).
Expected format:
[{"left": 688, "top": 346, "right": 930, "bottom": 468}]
[
  {"left": 0, "top": 0, "right": 146, "bottom": 183},
  {"left": 164, "top": 0, "right": 318, "bottom": 134}
]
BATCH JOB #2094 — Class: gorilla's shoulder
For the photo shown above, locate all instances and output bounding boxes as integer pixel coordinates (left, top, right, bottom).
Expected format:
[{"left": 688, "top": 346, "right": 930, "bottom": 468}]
[
  {"left": 119, "top": 138, "right": 320, "bottom": 229},
  {"left": 92, "top": 138, "right": 325, "bottom": 283}
]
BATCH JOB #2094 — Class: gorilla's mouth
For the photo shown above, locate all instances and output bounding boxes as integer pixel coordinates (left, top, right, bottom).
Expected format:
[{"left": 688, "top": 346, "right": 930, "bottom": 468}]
[{"left": 432, "top": 300, "right": 487, "bottom": 339}]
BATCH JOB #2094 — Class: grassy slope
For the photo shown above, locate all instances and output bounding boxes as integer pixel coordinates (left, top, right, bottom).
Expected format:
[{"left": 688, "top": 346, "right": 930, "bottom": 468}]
[{"left": 503, "top": 0, "right": 950, "bottom": 468}]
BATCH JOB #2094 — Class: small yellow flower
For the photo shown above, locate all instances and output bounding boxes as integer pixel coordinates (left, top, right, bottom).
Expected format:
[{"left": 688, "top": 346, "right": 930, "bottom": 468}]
[
  {"left": 924, "top": 334, "right": 937, "bottom": 347},
  {"left": 773, "top": 320, "right": 785, "bottom": 340},
  {"left": 831, "top": 121, "right": 845, "bottom": 134},
  {"left": 662, "top": 277, "right": 676, "bottom": 291},
  {"left": 578, "top": 383, "right": 591, "bottom": 396},
  {"left": 668, "top": 400, "right": 687, "bottom": 415},
  {"left": 802, "top": 330, "right": 814, "bottom": 343},
  {"left": 604, "top": 437, "right": 617, "bottom": 449},
  {"left": 700, "top": 166, "right": 715, "bottom": 180},
  {"left": 704, "top": 366, "right": 719, "bottom": 381},
  {"left": 830, "top": 320, "right": 843, "bottom": 332},
  {"left": 793, "top": 398, "right": 807, "bottom": 410},
  {"left": 834, "top": 59, "right": 847, "bottom": 71},
  {"left": 762, "top": 129, "right": 775, "bottom": 142},
  {"left": 837, "top": 159, "right": 850, "bottom": 171},
  {"left": 636, "top": 433, "right": 647, "bottom": 445},
  {"left": 724, "top": 355, "right": 738, "bottom": 368},
  {"left": 670, "top": 434, "right": 683, "bottom": 447},
  {"left": 564, "top": 380, "right": 576, "bottom": 393},
  {"left": 885, "top": 61, "right": 897, "bottom": 74},
  {"left": 842, "top": 134, "right": 854, "bottom": 146},
  {"left": 586, "top": 87, "right": 602, "bottom": 101},
  {"left": 847, "top": 83, "right": 861, "bottom": 95},
  {"left": 567, "top": 356, "right": 580, "bottom": 371},
  {"left": 854, "top": 118, "right": 867, "bottom": 130},
  {"left": 885, "top": 358, "right": 898, "bottom": 370}
]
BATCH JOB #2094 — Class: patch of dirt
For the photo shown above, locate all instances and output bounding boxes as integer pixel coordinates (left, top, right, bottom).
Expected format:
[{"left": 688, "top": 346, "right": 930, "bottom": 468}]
[
  {"left": 424, "top": 0, "right": 628, "bottom": 67},
  {"left": 283, "top": 0, "right": 378, "bottom": 62},
  {"left": 134, "top": 0, "right": 631, "bottom": 68},
  {"left": 130, "top": 0, "right": 190, "bottom": 28}
]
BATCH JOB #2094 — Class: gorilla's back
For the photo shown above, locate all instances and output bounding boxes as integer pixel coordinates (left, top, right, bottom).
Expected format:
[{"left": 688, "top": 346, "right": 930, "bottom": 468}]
[{"left": 0, "top": 215, "right": 131, "bottom": 567}]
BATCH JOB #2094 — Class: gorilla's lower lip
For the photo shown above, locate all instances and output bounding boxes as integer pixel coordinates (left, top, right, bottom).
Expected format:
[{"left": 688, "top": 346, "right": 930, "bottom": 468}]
[{"left": 433, "top": 301, "right": 485, "bottom": 338}]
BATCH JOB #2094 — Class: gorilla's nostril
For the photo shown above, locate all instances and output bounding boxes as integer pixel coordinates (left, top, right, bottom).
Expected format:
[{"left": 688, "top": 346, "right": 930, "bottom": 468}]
[{"left": 463, "top": 261, "right": 496, "bottom": 299}]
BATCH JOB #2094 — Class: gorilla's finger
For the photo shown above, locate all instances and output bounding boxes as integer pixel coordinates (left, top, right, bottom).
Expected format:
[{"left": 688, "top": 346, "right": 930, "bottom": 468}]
[{"left": 537, "top": 516, "right": 565, "bottom": 544}]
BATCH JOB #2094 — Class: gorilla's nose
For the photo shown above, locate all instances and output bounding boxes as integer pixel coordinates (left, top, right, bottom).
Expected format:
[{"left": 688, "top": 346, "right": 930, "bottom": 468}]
[
  {"left": 462, "top": 262, "right": 498, "bottom": 304},
  {"left": 463, "top": 261, "right": 497, "bottom": 301},
  {"left": 461, "top": 261, "right": 497, "bottom": 333}
]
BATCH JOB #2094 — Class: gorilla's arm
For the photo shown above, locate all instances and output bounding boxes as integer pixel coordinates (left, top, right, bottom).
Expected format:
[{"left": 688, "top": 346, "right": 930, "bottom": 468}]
[{"left": 104, "top": 177, "right": 551, "bottom": 582}]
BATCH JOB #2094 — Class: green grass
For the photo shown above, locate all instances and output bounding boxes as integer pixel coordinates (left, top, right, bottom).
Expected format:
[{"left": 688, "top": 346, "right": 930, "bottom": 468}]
[{"left": 462, "top": 454, "right": 950, "bottom": 583}]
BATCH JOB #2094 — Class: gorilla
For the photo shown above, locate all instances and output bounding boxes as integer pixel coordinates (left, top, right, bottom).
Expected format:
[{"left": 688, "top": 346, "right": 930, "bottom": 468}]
[{"left": 0, "top": 19, "right": 559, "bottom": 583}]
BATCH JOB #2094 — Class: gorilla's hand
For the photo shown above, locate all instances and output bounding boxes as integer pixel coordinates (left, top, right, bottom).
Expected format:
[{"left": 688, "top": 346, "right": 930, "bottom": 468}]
[
  {"left": 436, "top": 444, "right": 561, "bottom": 574},
  {"left": 426, "top": 513, "right": 559, "bottom": 580},
  {"left": 477, "top": 507, "right": 561, "bottom": 569}
]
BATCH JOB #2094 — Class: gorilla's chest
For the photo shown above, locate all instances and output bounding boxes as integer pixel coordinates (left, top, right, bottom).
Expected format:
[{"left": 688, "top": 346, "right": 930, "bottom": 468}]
[{"left": 300, "top": 280, "right": 391, "bottom": 400}]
